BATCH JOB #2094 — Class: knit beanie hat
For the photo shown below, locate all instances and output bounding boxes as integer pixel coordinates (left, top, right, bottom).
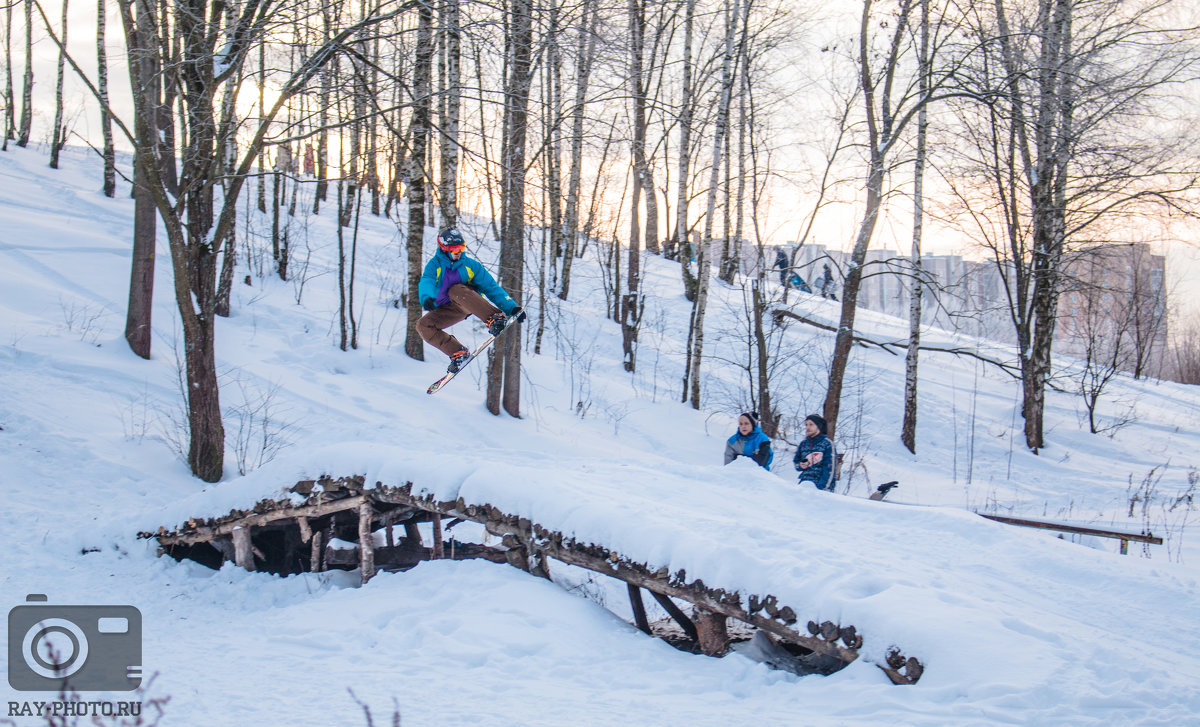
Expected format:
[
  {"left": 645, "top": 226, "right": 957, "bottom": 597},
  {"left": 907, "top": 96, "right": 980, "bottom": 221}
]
[
  {"left": 805, "top": 414, "right": 827, "bottom": 435},
  {"left": 740, "top": 411, "right": 759, "bottom": 427}
]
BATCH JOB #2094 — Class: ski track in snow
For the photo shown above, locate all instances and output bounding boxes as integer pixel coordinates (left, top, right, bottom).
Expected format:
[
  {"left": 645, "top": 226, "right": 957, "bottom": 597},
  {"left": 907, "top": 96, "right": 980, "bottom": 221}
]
[{"left": 2, "top": 146, "right": 1199, "bottom": 726}]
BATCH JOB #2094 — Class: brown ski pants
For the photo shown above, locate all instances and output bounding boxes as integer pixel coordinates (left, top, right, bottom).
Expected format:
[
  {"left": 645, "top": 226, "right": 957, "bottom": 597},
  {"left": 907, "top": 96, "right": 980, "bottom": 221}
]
[{"left": 417, "top": 284, "right": 501, "bottom": 356}]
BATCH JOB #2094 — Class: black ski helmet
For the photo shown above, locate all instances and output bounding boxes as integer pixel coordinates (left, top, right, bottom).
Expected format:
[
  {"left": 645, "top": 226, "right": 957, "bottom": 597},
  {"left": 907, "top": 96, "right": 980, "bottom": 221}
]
[{"left": 438, "top": 228, "right": 466, "bottom": 253}]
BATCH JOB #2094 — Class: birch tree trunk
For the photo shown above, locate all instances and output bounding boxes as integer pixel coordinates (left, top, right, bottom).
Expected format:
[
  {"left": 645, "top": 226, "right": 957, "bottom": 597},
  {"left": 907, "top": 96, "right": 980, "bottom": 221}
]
[
  {"left": 3, "top": 2, "right": 14, "bottom": 148},
  {"left": 674, "top": 0, "right": 697, "bottom": 298},
  {"left": 50, "top": 0, "right": 69, "bottom": 169},
  {"left": 97, "top": 0, "right": 116, "bottom": 196},
  {"left": 901, "top": 0, "right": 929, "bottom": 454},
  {"left": 17, "top": 0, "right": 32, "bottom": 147},
  {"left": 623, "top": 0, "right": 647, "bottom": 372},
  {"left": 313, "top": 0, "right": 332, "bottom": 214},
  {"left": 438, "top": 0, "right": 461, "bottom": 227},
  {"left": 684, "top": 0, "right": 739, "bottom": 409},
  {"left": 405, "top": 0, "right": 434, "bottom": 361},
  {"left": 257, "top": 42, "right": 267, "bottom": 213},
  {"left": 545, "top": 0, "right": 563, "bottom": 287},
  {"left": 215, "top": 0, "right": 242, "bottom": 317}
]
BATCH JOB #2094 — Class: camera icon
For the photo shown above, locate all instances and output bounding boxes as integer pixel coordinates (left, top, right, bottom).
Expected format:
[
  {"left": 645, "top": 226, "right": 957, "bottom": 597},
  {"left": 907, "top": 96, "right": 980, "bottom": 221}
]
[{"left": 8, "top": 595, "right": 142, "bottom": 692}]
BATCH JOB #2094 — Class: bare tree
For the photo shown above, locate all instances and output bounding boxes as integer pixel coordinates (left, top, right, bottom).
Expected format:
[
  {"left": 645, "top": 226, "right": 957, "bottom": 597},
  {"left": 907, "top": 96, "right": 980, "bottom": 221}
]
[
  {"left": 405, "top": 0, "right": 434, "bottom": 361},
  {"left": 948, "top": 0, "right": 1200, "bottom": 450},
  {"left": 901, "top": 0, "right": 931, "bottom": 454},
  {"left": 487, "top": 0, "right": 534, "bottom": 417},
  {"left": 121, "top": 0, "right": 161, "bottom": 360},
  {"left": 559, "top": 0, "right": 600, "bottom": 301},
  {"left": 49, "top": 0, "right": 68, "bottom": 168},
  {"left": 439, "top": 0, "right": 462, "bottom": 227},
  {"left": 672, "top": 0, "right": 698, "bottom": 297},
  {"left": 823, "top": 0, "right": 967, "bottom": 440},
  {"left": 3, "top": 1, "right": 14, "bottom": 149},
  {"left": 683, "top": 0, "right": 741, "bottom": 409},
  {"left": 108, "top": 0, "right": 401, "bottom": 480},
  {"left": 18, "top": 0, "right": 32, "bottom": 147},
  {"left": 824, "top": 0, "right": 920, "bottom": 440},
  {"left": 622, "top": 0, "right": 649, "bottom": 372},
  {"left": 1168, "top": 316, "right": 1200, "bottom": 385},
  {"left": 97, "top": 0, "right": 116, "bottom": 196},
  {"left": 1072, "top": 268, "right": 1133, "bottom": 434}
]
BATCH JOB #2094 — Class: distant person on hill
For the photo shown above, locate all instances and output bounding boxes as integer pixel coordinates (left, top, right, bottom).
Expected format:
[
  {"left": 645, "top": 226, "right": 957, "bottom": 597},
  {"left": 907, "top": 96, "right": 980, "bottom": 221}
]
[
  {"left": 789, "top": 273, "right": 812, "bottom": 294},
  {"left": 418, "top": 228, "right": 525, "bottom": 374},
  {"left": 818, "top": 263, "right": 838, "bottom": 300},
  {"left": 794, "top": 414, "right": 836, "bottom": 491},
  {"left": 774, "top": 250, "right": 789, "bottom": 286},
  {"left": 725, "top": 412, "right": 774, "bottom": 469}
]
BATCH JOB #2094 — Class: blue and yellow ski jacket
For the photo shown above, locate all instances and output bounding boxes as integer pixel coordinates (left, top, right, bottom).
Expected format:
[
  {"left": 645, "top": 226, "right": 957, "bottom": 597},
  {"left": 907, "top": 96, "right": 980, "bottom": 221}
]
[
  {"left": 725, "top": 426, "right": 774, "bottom": 469},
  {"left": 418, "top": 249, "right": 518, "bottom": 314}
]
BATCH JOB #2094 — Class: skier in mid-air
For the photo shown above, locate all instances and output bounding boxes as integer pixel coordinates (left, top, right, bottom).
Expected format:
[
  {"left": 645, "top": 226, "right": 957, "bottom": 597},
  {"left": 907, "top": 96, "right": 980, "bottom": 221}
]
[{"left": 418, "top": 228, "right": 524, "bottom": 373}]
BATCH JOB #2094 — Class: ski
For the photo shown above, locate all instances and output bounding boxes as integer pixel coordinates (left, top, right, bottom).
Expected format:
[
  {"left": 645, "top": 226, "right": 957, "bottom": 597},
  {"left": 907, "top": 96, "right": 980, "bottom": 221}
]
[{"left": 426, "top": 313, "right": 522, "bottom": 395}]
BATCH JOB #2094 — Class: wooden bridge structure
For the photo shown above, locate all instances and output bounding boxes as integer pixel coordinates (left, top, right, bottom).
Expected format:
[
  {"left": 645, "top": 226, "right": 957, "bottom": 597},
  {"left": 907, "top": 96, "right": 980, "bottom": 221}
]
[{"left": 140, "top": 475, "right": 925, "bottom": 685}]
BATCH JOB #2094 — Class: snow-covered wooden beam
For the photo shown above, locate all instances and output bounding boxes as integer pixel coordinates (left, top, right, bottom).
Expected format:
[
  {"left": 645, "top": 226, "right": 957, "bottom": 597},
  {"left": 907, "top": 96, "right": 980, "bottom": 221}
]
[{"left": 141, "top": 475, "right": 925, "bottom": 684}]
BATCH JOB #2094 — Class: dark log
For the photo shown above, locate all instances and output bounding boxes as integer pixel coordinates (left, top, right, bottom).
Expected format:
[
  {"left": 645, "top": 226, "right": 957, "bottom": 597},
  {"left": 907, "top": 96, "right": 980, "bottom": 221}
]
[
  {"left": 693, "top": 608, "right": 729, "bottom": 656},
  {"left": 879, "top": 648, "right": 923, "bottom": 685},
  {"left": 628, "top": 584, "right": 652, "bottom": 635},
  {"left": 820, "top": 621, "right": 840, "bottom": 642},
  {"left": 431, "top": 514, "right": 444, "bottom": 559},
  {"left": 404, "top": 521, "right": 423, "bottom": 547},
  {"left": 502, "top": 534, "right": 531, "bottom": 572},
  {"left": 650, "top": 591, "right": 698, "bottom": 642},
  {"left": 530, "top": 549, "right": 551, "bottom": 580}
]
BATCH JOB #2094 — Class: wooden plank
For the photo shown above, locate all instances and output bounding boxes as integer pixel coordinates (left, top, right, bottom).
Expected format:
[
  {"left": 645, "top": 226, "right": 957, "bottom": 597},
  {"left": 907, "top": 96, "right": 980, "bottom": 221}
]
[
  {"left": 650, "top": 591, "right": 697, "bottom": 642},
  {"left": 358, "top": 484, "right": 861, "bottom": 664},
  {"left": 358, "top": 502, "right": 375, "bottom": 583},
  {"left": 297, "top": 517, "right": 312, "bottom": 544},
  {"left": 978, "top": 514, "right": 1162, "bottom": 544},
  {"left": 404, "top": 521, "right": 423, "bottom": 547},
  {"left": 154, "top": 482, "right": 870, "bottom": 671},
  {"left": 155, "top": 495, "right": 367, "bottom": 546},
  {"left": 232, "top": 527, "right": 254, "bottom": 570},
  {"left": 628, "top": 584, "right": 651, "bottom": 635},
  {"left": 693, "top": 608, "right": 729, "bottom": 656},
  {"left": 311, "top": 529, "right": 325, "bottom": 572},
  {"left": 431, "top": 514, "right": 445, "bottom": 559},
  {"left": 516, "top": 532, "right": 858, "bottom": 663}
]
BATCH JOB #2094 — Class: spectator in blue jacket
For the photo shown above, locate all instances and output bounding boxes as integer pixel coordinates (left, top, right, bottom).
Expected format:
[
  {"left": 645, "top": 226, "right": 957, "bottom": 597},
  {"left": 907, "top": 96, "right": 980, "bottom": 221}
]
[
  {"left": 418, "top": 228, "right": 525, "bottom": 373},
  {"left": 725, "top": 412, "right": 774, "bottom": 469},
  {"left": 794, "top": 414, "right": 836, "bottom": 491}
]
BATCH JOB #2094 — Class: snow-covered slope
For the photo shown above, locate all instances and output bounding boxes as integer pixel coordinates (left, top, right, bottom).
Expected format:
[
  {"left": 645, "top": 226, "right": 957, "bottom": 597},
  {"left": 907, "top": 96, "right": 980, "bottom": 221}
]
[{"left": 2, "top": 145, "right": 1199, "bottom": 725}]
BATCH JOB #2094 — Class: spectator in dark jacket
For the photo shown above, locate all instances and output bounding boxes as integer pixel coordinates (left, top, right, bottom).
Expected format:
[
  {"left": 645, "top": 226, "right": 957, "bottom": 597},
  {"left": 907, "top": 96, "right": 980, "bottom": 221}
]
[
  {"left": 794, "top": 414, "right": 836, "bottom": 491},
  {"left": 774, "top": 250, "right": 789, "bottom": 286},
  {"left": 725, "top": 412, "right": 773, "bottom": 469}
]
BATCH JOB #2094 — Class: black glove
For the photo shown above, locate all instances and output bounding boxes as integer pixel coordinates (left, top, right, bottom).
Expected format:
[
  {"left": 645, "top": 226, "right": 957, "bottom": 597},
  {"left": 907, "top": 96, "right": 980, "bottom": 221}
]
[
  {"left": 422, "top": 298, "right": 436, "bottom": 311},
  {"left": 511, "top": 306, "right": 528, "bottom": 323}
]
